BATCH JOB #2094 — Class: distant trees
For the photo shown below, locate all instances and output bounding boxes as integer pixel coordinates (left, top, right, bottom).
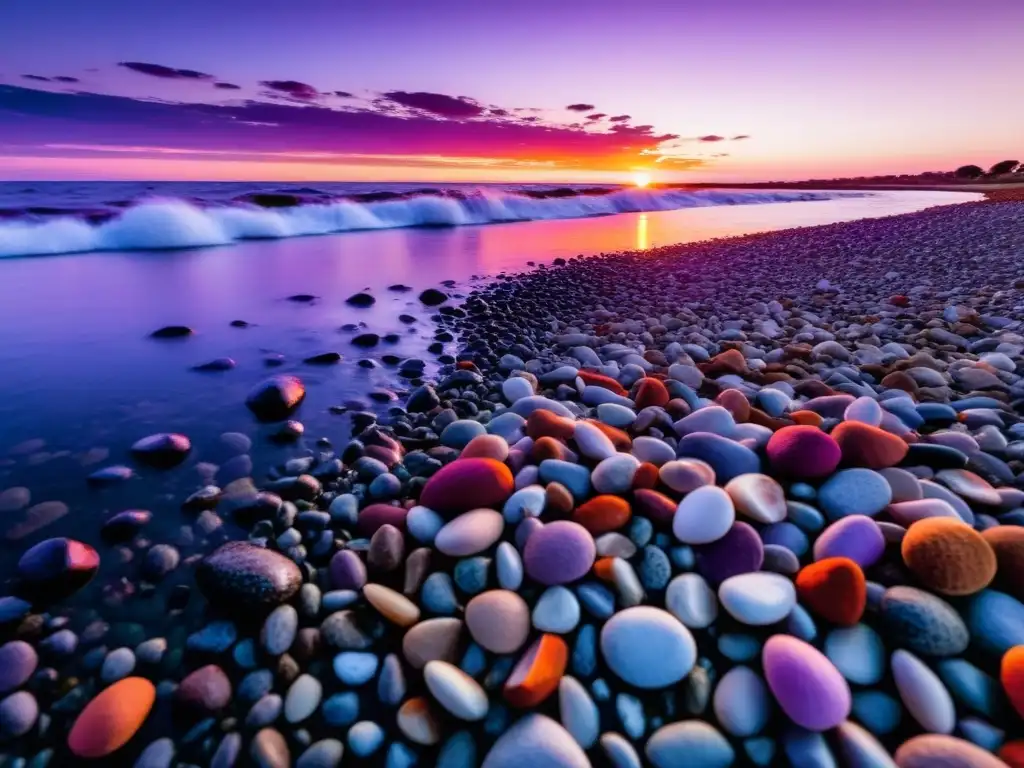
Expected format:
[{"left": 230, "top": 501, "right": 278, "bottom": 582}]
[
  {"left": 989, "top": 159, "right": 1021, "bottom": 176},
  {"left": 954, "top": 165, "right": 985, "bottom": 179}
]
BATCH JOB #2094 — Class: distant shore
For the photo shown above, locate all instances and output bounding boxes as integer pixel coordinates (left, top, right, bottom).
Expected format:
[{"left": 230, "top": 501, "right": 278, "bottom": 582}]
[{"left": 679, "top": 180, "right": 1024, "bottom": 202}]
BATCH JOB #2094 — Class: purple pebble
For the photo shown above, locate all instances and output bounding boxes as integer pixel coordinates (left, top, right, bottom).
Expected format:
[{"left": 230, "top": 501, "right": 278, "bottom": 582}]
[
  {"left": 813, "top": 515, "right": 885, "bottom": 567},
  {"left": 523, "top": 520, "right": 595, "bottom": 585},
  {"left": 696, "top": 521, "right": 764, "bottom": 585}
]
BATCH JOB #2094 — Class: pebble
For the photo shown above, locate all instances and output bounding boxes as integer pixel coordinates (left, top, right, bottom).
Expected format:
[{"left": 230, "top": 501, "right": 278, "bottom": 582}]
[
  {"left": 600, "top": 606, "right": 697, "bottom": 688},
  {"left": 880, "top": 586, "right": 970, "bottom": 656},
  {"left": 523, "top": 520, "right": 596, "bottom": 585},
  {"left": 68, "top": 677, "right": 155, "bottom": 757},
  {"left": 713, "top": 665, "right": 770, "bottom": 737},
  {"left": 672, "top": 485, "right": 735, "bottom": 544},
  {"left": 0, "top": 641, "right": 37, "bottom": 693},
  {"left": 818, "top": 468, "right": 893, "bottom": 519},
  {"left": 481, "top": 714, "right": 589, "bottom": 768},
  {"left": 424, "top": 661, "right": 489, "bottom": 721},
  {"left": 645, "top": 721, "right": 735, "bottom": 768},
  {"left": 825, "top": 624, "right": 885, "bottom": 685},
  {"left": 465, "top": 590, "right": 530, "bottom": 653},
  {"left": 762, "top": 635, "right": 851, "bottom": 731},
  {"left": 719, "top": 572, "right": 797, "bottom": 625},
  {"left": 435, "top": 509, "right": 505, "bottom": 556},
  {"left": 665, "top": 574, "right": 718, "bottom": 628},
  {"left": 532, "top": 586, "right": 580, "bottom": 633},
  {"left": 284, "top": 674, "right": 322, "bottom": 723}
]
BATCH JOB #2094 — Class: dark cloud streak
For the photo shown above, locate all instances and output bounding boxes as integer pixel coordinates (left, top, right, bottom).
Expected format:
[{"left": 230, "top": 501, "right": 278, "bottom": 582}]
[
  {"left": 120, "top": 62, "right": 214, "bottom": 80},
  {"left": 382, "top": 91, "right": 484, "bottom": 118},
  {"left": 566, "top": 103, "right": 595, "bottom": 111}
]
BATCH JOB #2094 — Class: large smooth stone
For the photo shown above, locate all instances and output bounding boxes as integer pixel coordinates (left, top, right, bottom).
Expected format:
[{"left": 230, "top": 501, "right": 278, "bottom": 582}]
[
  {"left": 901, "top": 517, "right": 996, "bottom": 596},
  {"left": 646, "top": 721, "right": 734, "bottom": 768},
  {"left": 197, "top": 542, "right": 302, "bottom": 612},
  {"left": 725, "top": 473, "right": 787, "bottom": 524},
  {"left": 424, "top": 661, "right": 488, "bottom": 721},
  {"left": 523, "top": 521, "right": 595, "bottom": 585},
  {"left": 832, "top": 421, "right": 909, "bottom": 468},
  {"left": 672, "top": 486, "right": 734, "bottom": 544},
  {"left": 559, "top": 676, "right": 599, "bottom": 749},
  {"left": 465, "top": 590, "right": 530, "bottom": 654},
  {"left": 68, "top": 677, "right": 156, "bottom": 758},
  {"left": 818, "top": 469, "right": 892, "bottom": 519},
  {"left": 481, "top": 714, "right": 590, "bottom": 768},
  {"left": 659, "top": 459, "right": 716, "bottom": 493},
  {"left": 591, "top": 454, "right": 641, "bottom": 494},
  {"left": 766, "top": 425, "right": 841, "bottom": 478},
  {"left": 894, "top": 734, "right": 1008, "bottom": 767},
  {"left": 813, "top": 515, "right": 886, "bottom": 567},
  {"left": 695, "top": 521, "right": 763, "bottom": 585},
  {"left": 246, "top": 376, "right": 305, "bottom": 421},
  {"left": 420, "top": 458, "right": 514, "bottom": 516},
  {"left": 891, "top": 649, "right": 955, "bottom": 734},
  {"left": 533, "top": 587, "right": 580, "bottom": 633},
  {"left": 130, "top": 433, "right": 191, "bottom": 468},
  {"left": 665, "top": 573, "right": 718, "bottom": 629},
  {"left": 887, "top": 499, "right": 961, "bottom": 526},
  {"left": 879, "top": 586, "right": 969, "bottom": 657},
  {"left": 600, "top": 606, "right": 696, "bottom": 689},
  {"left": 435, "top": 509, "right": 505, "bottom": 557},
  {"left": 0, "top": 641, "right": 37, "bottom": 694},
  {"left": 966, "top": 589, "right": 1024, "bottom": 656},
  {"left": 676, "top": 432, "right": 760, "bottom": 482},
  {"left": 574, "top": 421, "right": 617, "bottom": 460},
  {"left": 762, "top": 635, "right": 851, "bottom": 731},
  {"left": 712, "top": 666, "right": 770, "bottom": 737},
  {"left": 719, "top": 572, "right": 796, "bottom": 626}
]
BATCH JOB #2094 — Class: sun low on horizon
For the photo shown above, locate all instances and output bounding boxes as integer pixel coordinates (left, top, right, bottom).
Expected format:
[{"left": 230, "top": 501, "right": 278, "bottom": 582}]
[{"left": 633, "top": 171, "right": 653, "bottom": 188}]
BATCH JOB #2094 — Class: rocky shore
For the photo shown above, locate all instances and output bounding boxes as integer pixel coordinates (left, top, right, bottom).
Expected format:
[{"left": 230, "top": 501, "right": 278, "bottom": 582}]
[{"left": 2, "top": 199, "right": 1024, "bottom": 767}]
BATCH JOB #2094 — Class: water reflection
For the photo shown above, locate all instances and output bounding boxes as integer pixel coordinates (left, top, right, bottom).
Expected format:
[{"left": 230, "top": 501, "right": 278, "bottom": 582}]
[{"left": 636, "top": 214, "right": 649, "bottom": 251}]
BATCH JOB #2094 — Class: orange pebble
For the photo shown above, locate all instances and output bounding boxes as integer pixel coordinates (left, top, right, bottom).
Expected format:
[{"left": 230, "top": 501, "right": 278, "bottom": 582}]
[
  {"left": 577, "top": 370, "right": 628, "bottom": 396},
  {"left": 584, "top": 420, "right": 632, "bottom": 451},
  {"left": 831, "top": 421, "right": 909, "bottom": 469},
  {"left": 544, "top": 482, "right": 574, "bottom": 517},
  {"left": 790, "top": 410, "right": 824, "bottom": 428},
  {"left": 634, "top": 378, "right": 669, "bottom": 409},
  {"left": 716, "top": 389, "right": 751, "bottom": 423},
  {"left": 68, "top": 677, "right": 156, "bottom": 758},
  {"left": 504, "top": 634, "right": 568, "bottom": 708},
  {"left": 1002, "top": 646, "right": 1024, "bottom": 719},
  {"left": 632, "top": 462, "right": 660, "bottom": 490},
  {"left": 748, "top": 408, "right": 793, "bottom": 431},
  {"left": 593, "top": 557, "right": 617, "bottom": 582},
  {"left": 573, "top": 495, "right": 631, "bottom": 535},
  {"left": 795, "top": 557, "right": 866, "bottom": 626},
  {"left": 526, "top": 410, "right": 576, "bottom": 441},
  {"left": 532, "top": 436, "right": 568, "bottom": 463}
]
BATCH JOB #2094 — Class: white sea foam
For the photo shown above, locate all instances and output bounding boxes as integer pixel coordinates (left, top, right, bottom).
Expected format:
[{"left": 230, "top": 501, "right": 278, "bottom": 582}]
[{"left": 0, "top": 188, "right": 860, "bottom": 258}]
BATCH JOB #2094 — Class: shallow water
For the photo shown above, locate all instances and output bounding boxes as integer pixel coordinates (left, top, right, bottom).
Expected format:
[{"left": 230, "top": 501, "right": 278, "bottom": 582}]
[{"left": 0, "top": 189, "right": 979, "bottom": 565}]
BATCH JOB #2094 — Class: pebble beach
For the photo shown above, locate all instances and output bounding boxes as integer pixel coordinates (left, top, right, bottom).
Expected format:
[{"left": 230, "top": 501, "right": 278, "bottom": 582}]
[{"left": 3, "top": 196, "right": 1024, "bottom": 767}]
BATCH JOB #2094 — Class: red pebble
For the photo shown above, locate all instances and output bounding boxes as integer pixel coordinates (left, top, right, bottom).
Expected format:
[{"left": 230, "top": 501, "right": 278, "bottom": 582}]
[
  {"left": 795, "top": 557, "right": 866, "bottom": 626},
  {"left": 831, "top": 421, "right": 909, "bottom": 469},
  {"left": 573, "top": 495, "right": 632, "bottom": 534},
  {"left": 1002, "top": 646, "right": 1024, "bottom": 719},
  {"left": 634, "top": 378, "right": 669, "bottom": 409}
]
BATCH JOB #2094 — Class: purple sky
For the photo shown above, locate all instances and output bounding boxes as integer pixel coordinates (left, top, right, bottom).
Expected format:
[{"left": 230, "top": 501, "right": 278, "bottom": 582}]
[{"left": 1, "top": 0, "right": 1021, "bottom": 182}]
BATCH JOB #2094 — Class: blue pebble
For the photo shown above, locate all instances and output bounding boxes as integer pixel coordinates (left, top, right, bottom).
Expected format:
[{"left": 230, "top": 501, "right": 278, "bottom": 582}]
[
  {"left": 347, "top": 721, "right": 384, "bottom": 758},
  {"left": 483, "top": 702, "right": 509, "bottom": 736},
  {"left": 937, "top": 659, "right": 1003, "bottom": 720},
  {"left": 454, "top": 557, "right": 490, "bottom": 595},
  {"left": 789, "top": 483, "right": 817, "bottom": 501},
  {"left": 818, "top": 469, "right": 892, "bottom": 519},
  {"left": 951, "top": 396, "right": 1005, "bottom": 412},
  {"left": 577, "top": 584, "right": 615, "bottom": 619},
  {"left": 572, "top": 625, "right": 597, "bottom": 678},
  {"left": 958, "top": 717, "right": 1004, "bottom": 753},
  {"left": 385, "top": 741, "right": 418, "bottom": 768},
  {"left": 460, "top": 643, "right": 488, "bottom": 678},
  {"left": 882, "top": 398, "right": 925, "bottom": 428},
  {"left": 421, "top": 572, "right": 458, "bottom": 615},
  {"left": 865, "top": 582, "right": 886, "bottom": 612},
  {"left": 786, "top": 604, "right": 817, "bottom": 643},
  {"left": 538, "top": 460, "right": 592, "bottom": 500},
  {"left": 484, "top": 657, "right": 514, "bottom": 689},
  {"left": 616, "top": 693, "right": 646, "bottom": 740},
  {"left": 639, "top": 546, "right": 671, "bottom": 591},
  {"left": 437, "top": 731, "right": 477, "bottom": 768},
  {"left": 321, "top": 692, "right": 359, "bottom": 726},
  {"left": 999, "top": 510, "right": 1024, "bottom": 526},
  {"left": 628, "top": 517, "right": 654, "bottom": 548},
  {"left": 966, "top": 589, "right": 1024, "bottom": 656},
  {"left": 915, "top": 402, "right": 957, "bottom": 426},
  {"left": 233, "top": 638, "right": 257, "bottom": 669},
  {"left": 237, "top": 670, "right": 274, "bottom": 704},
  {"left": 762, "top": 544, "right": 800, "bottom": 575},
  {"left": 786, "top": 501, "right": 825, "bottom": 532},
  {"left": 718, "top": 633, "right": 761, "bottom": 662},
  {"left": 761, "top": 522, "right": 809, "bottom": 556},
  {"left": 591, "top": 677, "right": 611, "bottom": 702},
  {"left": 187, "top": 621, "right": 237, "bottom": 653},
  {"left": 676, "top": 432, "right": 761, "bottom": 482},
  {"left": 835, "top": 721, "right": 897, "bottom": 768},
  {"left": 852, "top": 691, "right": 901, "bottom": 735},
  {"left": 670, "top": 545, "right": 695, "bottom": 570},
  {"left": 744, "top": 737, "right": 776, "bottom": 766},
  {"left": 783, "top": 727, "right": 836, "bottom": 768}
]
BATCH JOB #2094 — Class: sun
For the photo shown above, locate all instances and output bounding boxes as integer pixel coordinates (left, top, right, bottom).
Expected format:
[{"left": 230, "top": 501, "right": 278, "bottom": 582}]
[{"left": 633, "top": 171, "right": 652, "bottom": 188}]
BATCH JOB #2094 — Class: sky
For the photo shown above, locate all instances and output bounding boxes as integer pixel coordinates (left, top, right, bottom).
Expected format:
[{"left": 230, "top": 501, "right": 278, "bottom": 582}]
[{"left": 0, "top": 0, "right": 1021, "bottom": 184}]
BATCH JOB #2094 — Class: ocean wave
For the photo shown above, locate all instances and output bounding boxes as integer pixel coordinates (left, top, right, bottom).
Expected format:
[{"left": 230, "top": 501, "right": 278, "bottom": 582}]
[{"left": 0, "top": 188, "right": 862, "bottom": 258}]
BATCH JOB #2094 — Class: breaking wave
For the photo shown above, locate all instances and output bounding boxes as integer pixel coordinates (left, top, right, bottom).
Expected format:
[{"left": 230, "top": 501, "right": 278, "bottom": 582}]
[{"left": 0, "top": 187, "right": 862, "bottom": 258}]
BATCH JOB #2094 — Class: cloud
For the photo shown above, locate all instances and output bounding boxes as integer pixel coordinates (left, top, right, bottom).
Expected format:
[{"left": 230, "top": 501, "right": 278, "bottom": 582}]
[
  {"left": 0, "top": 84, "right": 699, "bottom": 175},
  {"left": 587, "top": 113, "right": 606, "bottom": 121},
  {"left": 698, "top": 135, "right": 725, "bottom": 142},
  {"left": 214, "top": 82, "right": 241, "bottom": 90},
  {"left": 259, "top": 80, "right": 320, "bottom": 100},
  {"left": 566, "top": 103, "right": 595, "bottom": 112},
  {"left": 23, "top": 75, "right": 51, "bottom": 82},
  {"left": 119, "top": 62, "right": 214, "bottom": 80},
  {"left": 731, "top": 134, "right": 750, "bottom": 140},
  {"left": 609, "top": 114, "right": 630, "bottom": 122},
  {"left": 382, "top": 91, "right": 484, "bottom": 118},
  {"left": 53, "top": 76, "right": 80, "bottom": 83},
  {"left": 334, "top": 91, "right": 354, "bottom": 98}
]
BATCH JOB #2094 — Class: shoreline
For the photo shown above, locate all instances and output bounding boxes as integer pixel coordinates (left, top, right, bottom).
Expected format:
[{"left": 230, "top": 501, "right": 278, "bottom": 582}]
[{"left": 1, "top": 199, "right": 1023, "bottom": 764}]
